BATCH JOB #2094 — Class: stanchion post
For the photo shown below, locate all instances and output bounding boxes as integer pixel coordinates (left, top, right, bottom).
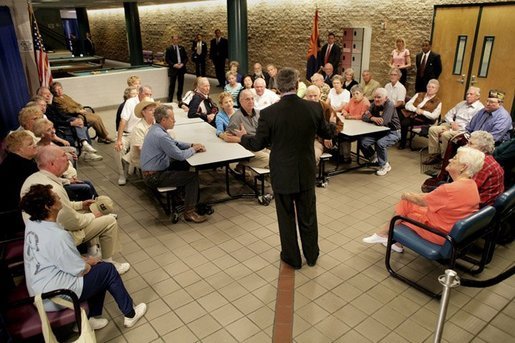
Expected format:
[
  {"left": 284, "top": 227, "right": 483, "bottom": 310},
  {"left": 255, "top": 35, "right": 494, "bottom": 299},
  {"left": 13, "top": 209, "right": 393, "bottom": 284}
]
[{"left": 434, "top": 269, "right": 460, "bottom": 343}]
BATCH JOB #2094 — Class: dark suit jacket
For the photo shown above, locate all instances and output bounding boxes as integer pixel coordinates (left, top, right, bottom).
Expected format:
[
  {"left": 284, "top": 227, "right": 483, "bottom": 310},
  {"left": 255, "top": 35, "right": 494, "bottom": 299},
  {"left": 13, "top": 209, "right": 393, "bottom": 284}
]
[
  {"left": 209, "top": 37, "right": 228, "bottom": 61},
  {"left": 165, "top": 45, "right": 188, "bottom": 76},
  {"left": 252, "top": 72, "right": 271, "bottom": 87},
  {"left": 416, "top": 51, "right": 442, "bottom": 81},
  {"left": 191, "top": 40, "right": 208, "bottom": 61},
  {"left": 241, "top": 94, "right": 332, "bottom": 194},
  {"left": 318, "top": 43, "right": 341, "bottom": 72}
]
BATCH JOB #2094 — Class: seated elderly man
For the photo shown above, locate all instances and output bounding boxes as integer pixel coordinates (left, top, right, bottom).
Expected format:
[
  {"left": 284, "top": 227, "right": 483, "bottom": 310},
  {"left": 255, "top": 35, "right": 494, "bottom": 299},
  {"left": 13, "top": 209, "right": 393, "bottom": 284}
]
[
  {"left": 399, "top": 79, "right": 442, "bottom": 149},
  {"left": 423, "top": 86, "right": 483, "bottom": 165},
  {"left": 266, "top": 64, "right": 279, "bottom": 91},
  {"left": 15, "top": 106, "right": 43, "bottom": 142},
  {"left": 310, "top": 73, "right": 331, "bottom": 102},
  {"left": 363, "top": 146, "right": 485, "bottom": 252},
  {"left": 223, "top": 89, "right": 270, "bottom": 169},
  {"left": 251, "top": 78, "right": 280, "bottom": 110},
  {"left": 322, "top": 63, "right": 335, "bottom": 87},
  {"left": 468, "top": 131, "right": 505, "bottom": 206},
  {"left": 359, "top": 88, "right": 401, "bottom": 176},
  {"left": 21, "top": 145, "right": 129, "bottom": 275},
  {"left": 384, "top": 67, "right": 406, "bottom": 110},
  {"left": 359, "top": 70, "right": 381, "bottom": 101},
  {"left": 305, "top": 85, "right": 341, "bottom": 165},
  {"left": 188, "top": 77, "right": 218, "bottom": 126},
  {"left": 141, "top": 105, "right": 208, "bottom": 223},
  {"left": 37, "top": 86, "right": 98, "bottom": 157},
  {"left": 49, "top": 82, "right": 115, "bottom": 143},
  {"left": 252, "top": 62, "right": 270, "bottom": 85},
  {"left": 465, "top": 89, "right": 512, "bottom": 144}
]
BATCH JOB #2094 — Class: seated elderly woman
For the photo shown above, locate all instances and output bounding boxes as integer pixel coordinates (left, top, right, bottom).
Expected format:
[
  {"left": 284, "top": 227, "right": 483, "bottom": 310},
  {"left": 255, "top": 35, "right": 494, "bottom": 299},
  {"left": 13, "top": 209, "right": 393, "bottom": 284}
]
[
  {"left": 224, "top": 71, "right": 243, "bottom": 106},
  {"left": 338, "top": 85, "right": 371, "bottom": 162},
  {"left": 188, "top": 77, "right": 218, "bottom": 126},
  {"left": 343, "top": 68, "right": 359, "bottom": 93},
  {"left": 216, "top": 92, "right": 236, "bottom": 137},
  {"left": 326, "top": 75, "right": 350, "bottom": 113},
  {"left": 399, "top": 79, "right": 442, "bottom": 149},
  {"left": 310, "top": 73, "right": 331, "bottom": 102},
  {"left": 305, "top": 85, "right": 341, "bottom": 165},
  {"left": 20, "top": 184, "right": 147, "bottom": 330},
  {"left": 468, "top": 131, "right": 505, "bottom": 206},
  {"left": 0, "top": 131, "right": 38, "bottom": 236},
  {"left": 363, "top": 146, "right": 485, "bottom": 252},
  {"left": 33, "top": 118, "right": 99, "bottom": 201}
]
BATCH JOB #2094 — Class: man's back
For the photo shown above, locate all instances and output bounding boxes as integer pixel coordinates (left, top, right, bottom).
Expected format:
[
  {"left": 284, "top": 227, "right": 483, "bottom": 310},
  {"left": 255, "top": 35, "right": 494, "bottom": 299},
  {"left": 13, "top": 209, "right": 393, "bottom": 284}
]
[{"left": 245, "top": 95, "right": 327, "bottom": 194}]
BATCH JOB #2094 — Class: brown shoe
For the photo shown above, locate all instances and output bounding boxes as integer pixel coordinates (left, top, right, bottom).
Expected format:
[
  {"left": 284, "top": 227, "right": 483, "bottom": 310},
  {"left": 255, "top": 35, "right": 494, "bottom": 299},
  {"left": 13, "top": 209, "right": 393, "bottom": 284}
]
[
  {"left": 422, "top": 154, "right": 442, "bottom": 165},
  {"left": 184, "top": 210, "right": 208, "bottom": 223}
]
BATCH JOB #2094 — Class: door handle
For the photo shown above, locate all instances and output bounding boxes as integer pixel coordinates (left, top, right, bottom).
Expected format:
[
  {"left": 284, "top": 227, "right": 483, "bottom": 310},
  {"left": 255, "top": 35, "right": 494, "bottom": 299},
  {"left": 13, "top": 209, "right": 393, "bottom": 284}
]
[
  {"left": 458, "top": 74, "right": 466, "bottom": 84},
  {"left": 470, "top": 75, "right": 477, "bottom": 84}
]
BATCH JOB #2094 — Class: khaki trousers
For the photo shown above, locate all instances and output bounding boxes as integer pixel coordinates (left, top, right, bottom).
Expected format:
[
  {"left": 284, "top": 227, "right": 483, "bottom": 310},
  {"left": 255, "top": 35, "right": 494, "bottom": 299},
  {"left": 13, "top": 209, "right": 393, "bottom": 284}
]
[{"left": 428, "top": 123, "right": 461, "bottom": 156}]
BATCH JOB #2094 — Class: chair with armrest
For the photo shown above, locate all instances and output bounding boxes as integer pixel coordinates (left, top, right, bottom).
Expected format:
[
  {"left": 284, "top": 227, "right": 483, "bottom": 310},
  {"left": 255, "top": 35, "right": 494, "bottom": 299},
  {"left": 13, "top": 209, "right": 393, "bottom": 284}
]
[
  {"left": 485, "top": 185, "right": 515, "bottom": 263},
  {"left": 385, "top": 205, "right": 496, "bottom": 298},
  {"left": 0, "top": 253, "right": 87, "bottom": 341}
]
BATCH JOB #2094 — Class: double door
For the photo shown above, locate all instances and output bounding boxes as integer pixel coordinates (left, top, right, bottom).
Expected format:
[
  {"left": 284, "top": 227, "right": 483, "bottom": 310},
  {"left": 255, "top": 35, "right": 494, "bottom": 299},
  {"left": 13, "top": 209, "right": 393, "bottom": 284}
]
[{"left": 432, "top": 3, "right": 514, "bottom": 114}]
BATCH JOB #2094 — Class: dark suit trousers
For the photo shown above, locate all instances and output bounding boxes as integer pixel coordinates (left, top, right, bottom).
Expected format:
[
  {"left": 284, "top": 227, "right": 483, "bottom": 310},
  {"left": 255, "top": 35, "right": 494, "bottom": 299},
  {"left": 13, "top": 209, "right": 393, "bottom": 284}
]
[
  {"left": 274, "top": 188, "right": 319, "bottom": 268},
  {"left": 168, "top": 68, "right": 185, "bottom": 102},
  {"left": 213, "top": 58, "right": 225, "bottom": 86},
  {"left": 195, "top": 58, "right": 206, "bottom": 77}
]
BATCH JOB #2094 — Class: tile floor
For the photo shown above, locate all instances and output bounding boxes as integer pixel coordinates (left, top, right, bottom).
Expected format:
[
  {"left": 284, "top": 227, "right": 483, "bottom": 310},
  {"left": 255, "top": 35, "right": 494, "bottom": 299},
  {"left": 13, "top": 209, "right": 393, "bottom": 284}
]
[{"left": 76, "top": 85, "right": 514, "bottom": 343}]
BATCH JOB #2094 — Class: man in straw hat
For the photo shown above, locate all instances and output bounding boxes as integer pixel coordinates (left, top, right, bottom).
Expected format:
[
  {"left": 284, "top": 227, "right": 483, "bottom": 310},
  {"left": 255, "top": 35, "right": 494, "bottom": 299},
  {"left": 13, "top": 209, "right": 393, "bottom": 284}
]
[{"left": 115, "top": 85, "right": 153, "bottom": 185}]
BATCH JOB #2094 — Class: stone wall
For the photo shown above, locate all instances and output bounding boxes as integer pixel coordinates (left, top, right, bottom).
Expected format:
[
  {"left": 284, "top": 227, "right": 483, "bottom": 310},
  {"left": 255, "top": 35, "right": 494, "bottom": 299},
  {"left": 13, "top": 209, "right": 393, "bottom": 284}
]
[{"left": 88, "top": 0, "right": 510, "bottom": 92}]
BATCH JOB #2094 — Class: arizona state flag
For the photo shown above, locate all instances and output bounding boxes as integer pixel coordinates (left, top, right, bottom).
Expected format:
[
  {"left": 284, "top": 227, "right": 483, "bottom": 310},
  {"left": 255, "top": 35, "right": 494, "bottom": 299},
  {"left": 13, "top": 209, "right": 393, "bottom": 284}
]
[{"left": 306, "top": 9, "right": 319, "bottom": 80}]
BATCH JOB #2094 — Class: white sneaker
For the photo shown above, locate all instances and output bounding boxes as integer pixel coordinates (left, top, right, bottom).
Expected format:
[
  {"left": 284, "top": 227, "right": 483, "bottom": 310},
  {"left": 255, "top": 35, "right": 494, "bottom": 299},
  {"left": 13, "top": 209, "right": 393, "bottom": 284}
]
[
  {"left": 89, "top": 317, "right": 108, "bottom": 330},
  {"left": 118, "top": 176, "right": 126, "bottom": 186},
  {"left": 113, "top": 261, "right": 130, "bottom": 275},
  {"left": 73, "top": 317, "right": 108, "bottom": 332},
  {"left": 124, "top": 303, "right": 147, "bottom": 328},
  {"left": 382, "top": 242, "right": 404, "bottom": 253},
  {"left": 82, "top": 141, "right": 97, "bottom": 153},
  {"left": 376, "top": 162, "right": 391, "bottom": 176},
  {"left": 362, "top": 233, "right": 388, "bottom": 244},
  {"left": 83, "top": 152, "right": 103, "bottom": 162}
]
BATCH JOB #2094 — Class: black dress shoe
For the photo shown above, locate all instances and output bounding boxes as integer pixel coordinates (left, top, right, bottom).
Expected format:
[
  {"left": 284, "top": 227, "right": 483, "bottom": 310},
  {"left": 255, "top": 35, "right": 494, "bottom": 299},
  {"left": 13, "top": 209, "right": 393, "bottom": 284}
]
[
  {"left": 307, "top": 259, "right": 317, "bottom": 267},
  {"left": 280, "top": 257, "right": 301, "bottom": 269},
  {"left": 397, "top": 144, "right": 406, "bottom": 150}
]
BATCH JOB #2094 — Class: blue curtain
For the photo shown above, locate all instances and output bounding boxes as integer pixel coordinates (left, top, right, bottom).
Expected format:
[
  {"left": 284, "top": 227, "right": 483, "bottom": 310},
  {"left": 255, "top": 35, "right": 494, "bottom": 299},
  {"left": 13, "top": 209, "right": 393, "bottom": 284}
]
[{"left": 0, "top": 6, "right": 30, "bottom": 139}]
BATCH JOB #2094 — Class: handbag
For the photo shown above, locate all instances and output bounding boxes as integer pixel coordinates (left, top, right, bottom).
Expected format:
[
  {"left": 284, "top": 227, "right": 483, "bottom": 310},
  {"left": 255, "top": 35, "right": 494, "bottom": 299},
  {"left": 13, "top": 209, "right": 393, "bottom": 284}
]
[{"left": 34, "top": 294, "right": 96, "bottom": 343}]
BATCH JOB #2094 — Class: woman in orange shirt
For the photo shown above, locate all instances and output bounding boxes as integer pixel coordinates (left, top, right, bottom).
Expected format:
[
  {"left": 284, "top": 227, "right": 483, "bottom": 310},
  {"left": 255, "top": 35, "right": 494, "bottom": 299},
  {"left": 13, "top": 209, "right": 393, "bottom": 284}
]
[
  {"left": 342, "top": 85, "right": 370, "bottom": 120},
  {"left": 362, "top": 146, "right": 485, "bottom": 252}
]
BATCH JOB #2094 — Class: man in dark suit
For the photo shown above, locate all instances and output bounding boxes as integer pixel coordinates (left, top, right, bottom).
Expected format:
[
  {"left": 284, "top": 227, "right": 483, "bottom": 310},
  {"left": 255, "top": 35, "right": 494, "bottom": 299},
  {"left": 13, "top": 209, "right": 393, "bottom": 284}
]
[
  {"left": 191, "top": 33, "right": 208, "bottom": 77},
  {"left": 415, "top": 40, "right": 442, "bottom": 93},
  {"left": 232, "top": 68, "right": 333, "bottom": 269},
  {"left": 165, "top": 35, "right": 188, "bottom": 103},
  {"left": 318, "top": 32, "right": 341, "bottom": 73},
  {"left": 209, "top": 29, "right": 228, "bottom": 87}
]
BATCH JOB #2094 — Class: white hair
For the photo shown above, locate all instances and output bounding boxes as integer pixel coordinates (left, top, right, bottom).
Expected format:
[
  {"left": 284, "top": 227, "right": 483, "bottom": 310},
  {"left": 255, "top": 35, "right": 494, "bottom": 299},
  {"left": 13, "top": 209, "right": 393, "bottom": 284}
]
[{"left": 455, "top": 146, "right": 485, "bottom": 177}]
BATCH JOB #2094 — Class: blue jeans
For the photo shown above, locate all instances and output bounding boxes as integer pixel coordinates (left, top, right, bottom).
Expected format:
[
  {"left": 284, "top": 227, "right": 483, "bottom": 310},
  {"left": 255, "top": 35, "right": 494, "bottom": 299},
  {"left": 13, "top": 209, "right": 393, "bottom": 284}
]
[
  {"left": 359, "top": 130, "right": 401, "bottom": 167},
  {"left": 80, "top": 262, "right": 134, "bottom": 317}
]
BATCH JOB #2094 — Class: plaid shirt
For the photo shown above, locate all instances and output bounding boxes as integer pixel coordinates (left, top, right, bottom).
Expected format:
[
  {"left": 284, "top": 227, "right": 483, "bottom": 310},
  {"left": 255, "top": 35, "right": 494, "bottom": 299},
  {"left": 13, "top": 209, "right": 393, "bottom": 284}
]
[{"left": 473, "top": 155, "right": 504, "bottom": 206}]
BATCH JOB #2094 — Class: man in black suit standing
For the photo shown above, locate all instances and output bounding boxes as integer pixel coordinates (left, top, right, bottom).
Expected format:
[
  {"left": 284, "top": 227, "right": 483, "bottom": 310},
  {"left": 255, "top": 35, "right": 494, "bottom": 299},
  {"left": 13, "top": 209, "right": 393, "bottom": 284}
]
[
  {"left": 231, "top": 68, "right": 332, "bottom": 269},
  {"left": 165, "top": 35, "right": 188, "bottom": 103},
  {"left": 318, "top": 32, "right": 341, "bottom": 74},
  {"left": 415, "top": 40, "right": 442, "bottom": 93},
  {"left": 191, "top": 33, "right": 208, "bottom": 77},
  {"left": 209, "top": 29, "right": 228, "bottom": 87}
]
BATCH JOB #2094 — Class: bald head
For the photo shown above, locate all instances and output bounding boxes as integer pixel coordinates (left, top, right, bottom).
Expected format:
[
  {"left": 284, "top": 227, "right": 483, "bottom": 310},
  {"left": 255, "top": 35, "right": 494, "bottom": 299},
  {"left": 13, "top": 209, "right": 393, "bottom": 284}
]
[{"left": 239, "top": 89, "right": 255, "bottom": 113}]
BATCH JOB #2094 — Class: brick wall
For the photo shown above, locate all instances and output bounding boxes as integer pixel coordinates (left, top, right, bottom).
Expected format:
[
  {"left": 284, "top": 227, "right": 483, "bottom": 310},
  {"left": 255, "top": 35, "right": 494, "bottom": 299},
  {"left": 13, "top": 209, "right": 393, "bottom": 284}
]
[{"left": 88, "top": 0, "right": 509, "bottom": 93}]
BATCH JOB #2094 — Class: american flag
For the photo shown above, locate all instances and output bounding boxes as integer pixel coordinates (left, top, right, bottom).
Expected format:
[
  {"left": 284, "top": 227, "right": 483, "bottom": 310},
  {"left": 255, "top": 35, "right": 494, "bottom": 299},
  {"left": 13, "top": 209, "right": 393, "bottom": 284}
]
[
  {"left": 306, "top": 9, "right": 319, "bottom": 80},
  {"left": 29, "top": 4, "right": 52, "bottom": 87}
]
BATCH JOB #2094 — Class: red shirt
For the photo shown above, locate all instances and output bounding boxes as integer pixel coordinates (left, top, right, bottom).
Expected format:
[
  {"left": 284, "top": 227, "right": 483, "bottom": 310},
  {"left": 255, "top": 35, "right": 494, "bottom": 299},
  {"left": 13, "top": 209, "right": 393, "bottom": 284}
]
[{"left": 473, "top": 155, "right": 504, "bottom": 206}]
